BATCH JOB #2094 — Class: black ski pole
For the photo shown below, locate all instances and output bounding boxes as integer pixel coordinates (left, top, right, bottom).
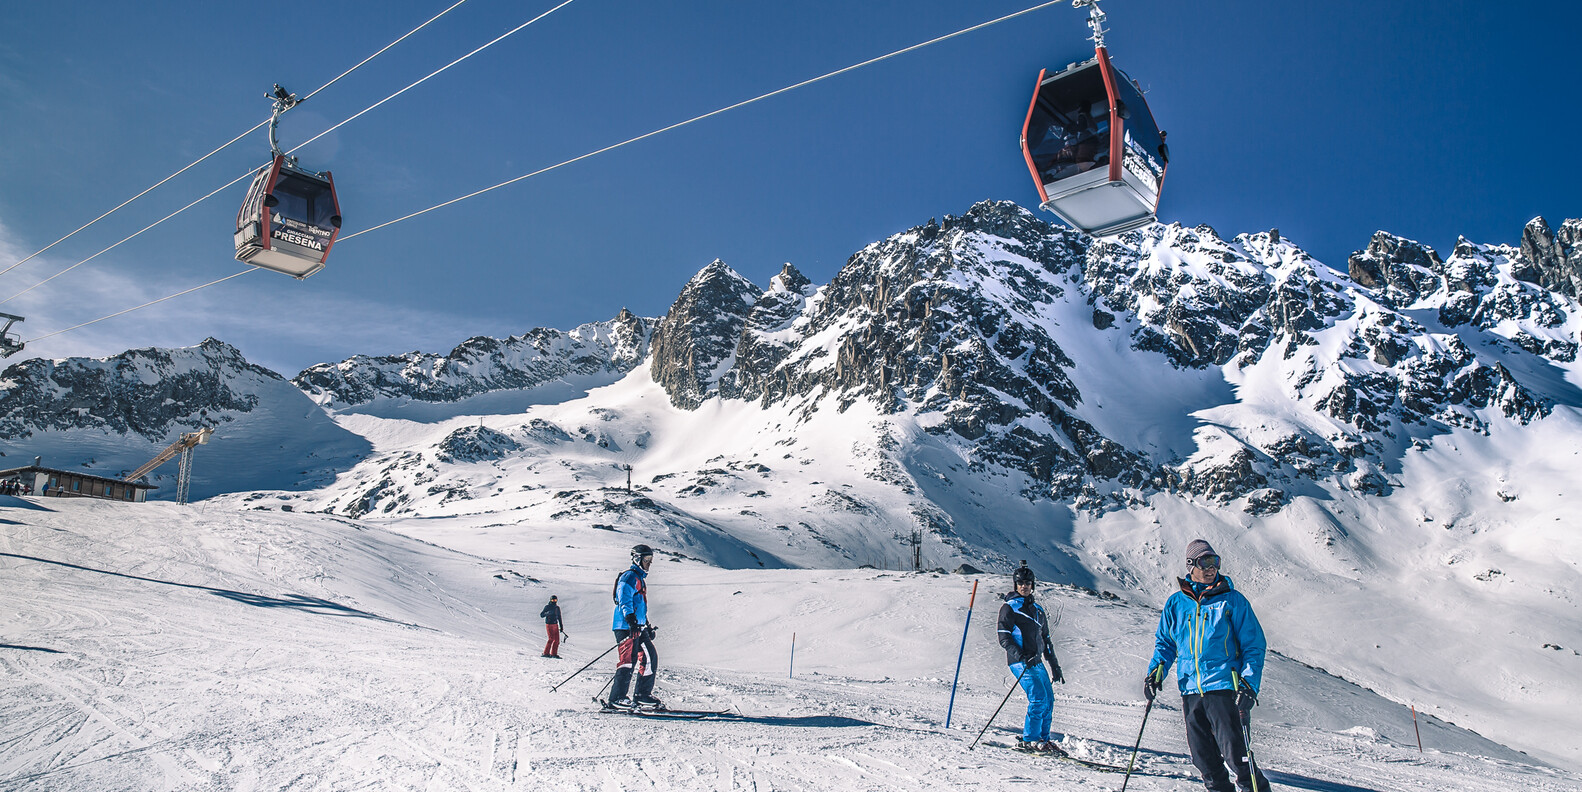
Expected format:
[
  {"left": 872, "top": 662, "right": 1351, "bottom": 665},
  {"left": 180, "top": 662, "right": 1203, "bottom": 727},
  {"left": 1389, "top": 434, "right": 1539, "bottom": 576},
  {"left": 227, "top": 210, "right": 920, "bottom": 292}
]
[
  {"left": 969, "top": 662, "right": 1031, "bottom": 750},
  {"left": 551, "top": 640, "right": 621, "bottom": 692},
  {"left": 1242, "top": 711, "right": 1262, "bottom": 792},
  {"left": 1120, "top": 695, "right": 1156, "bottom": 792}
]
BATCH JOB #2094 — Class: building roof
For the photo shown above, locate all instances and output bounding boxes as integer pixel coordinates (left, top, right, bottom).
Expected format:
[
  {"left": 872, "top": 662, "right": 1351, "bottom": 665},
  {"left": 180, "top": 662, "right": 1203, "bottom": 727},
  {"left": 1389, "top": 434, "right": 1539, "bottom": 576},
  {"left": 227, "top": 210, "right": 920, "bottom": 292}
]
[{"left": 0, "top": 465, "right": 159, "bottom": 490}]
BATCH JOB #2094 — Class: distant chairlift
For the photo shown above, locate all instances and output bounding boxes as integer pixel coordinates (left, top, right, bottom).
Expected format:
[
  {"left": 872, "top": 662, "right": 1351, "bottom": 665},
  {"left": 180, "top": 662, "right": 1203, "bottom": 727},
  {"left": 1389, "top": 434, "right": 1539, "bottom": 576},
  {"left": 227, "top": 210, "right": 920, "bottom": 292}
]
[
  {"left": 0, "top": 312, "right": 24, "bottom": 358},
  {"left": 234, "top": 85, "right": 342, "bottom": 279},
  {"left": 1019, "top": 0, "right": 1168, "bottom": 237}
]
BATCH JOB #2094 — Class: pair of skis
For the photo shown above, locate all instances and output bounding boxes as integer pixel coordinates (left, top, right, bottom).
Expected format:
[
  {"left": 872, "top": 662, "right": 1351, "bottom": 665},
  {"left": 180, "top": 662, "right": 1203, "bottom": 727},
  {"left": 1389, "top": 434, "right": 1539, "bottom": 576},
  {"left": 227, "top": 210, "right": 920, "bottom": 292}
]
[
  {"left": 595, "top": 698, "right": 734, "bottom": 720},
  {"left": 994, "top": 740, "right": 1130, "bottom": 773}
]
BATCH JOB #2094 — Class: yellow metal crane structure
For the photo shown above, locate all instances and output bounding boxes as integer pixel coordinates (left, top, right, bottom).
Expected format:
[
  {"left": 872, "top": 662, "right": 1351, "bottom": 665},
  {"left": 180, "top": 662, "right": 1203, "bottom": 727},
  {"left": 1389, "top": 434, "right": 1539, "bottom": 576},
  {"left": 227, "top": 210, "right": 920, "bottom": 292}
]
[{"left": 124, "top": 427, "right": 212, "bottom": 505}]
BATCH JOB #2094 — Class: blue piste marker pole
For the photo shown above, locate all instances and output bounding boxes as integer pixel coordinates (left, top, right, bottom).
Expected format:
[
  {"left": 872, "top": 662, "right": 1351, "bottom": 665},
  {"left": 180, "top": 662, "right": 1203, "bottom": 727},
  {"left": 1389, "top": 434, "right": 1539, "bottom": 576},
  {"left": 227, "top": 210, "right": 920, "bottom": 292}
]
[
  {"left": 945, "top": 579, "right": 979, "bottom": 729},
  {"left": 790, "top": 632, "right": 796, "bottom": 678}
]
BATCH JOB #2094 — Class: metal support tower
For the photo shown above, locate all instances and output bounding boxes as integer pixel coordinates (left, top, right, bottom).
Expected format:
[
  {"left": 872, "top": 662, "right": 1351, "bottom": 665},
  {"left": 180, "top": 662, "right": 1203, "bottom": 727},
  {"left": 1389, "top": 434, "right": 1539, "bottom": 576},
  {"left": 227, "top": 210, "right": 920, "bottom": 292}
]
[{"left": 176, "top": 445, "right": 196, "bottom": 505}]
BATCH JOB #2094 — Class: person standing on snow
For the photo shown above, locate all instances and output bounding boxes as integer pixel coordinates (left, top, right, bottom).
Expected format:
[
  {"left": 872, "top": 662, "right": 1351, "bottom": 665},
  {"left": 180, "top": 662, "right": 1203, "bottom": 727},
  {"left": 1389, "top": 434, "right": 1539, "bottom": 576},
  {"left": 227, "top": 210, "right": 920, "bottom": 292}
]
[
  {"left": 539, "top": 595, "right": 565, "bottom": 658},
  {"left": 1144, "top": 539, "right": 1271, "bottom": 792},
  {"left": 608, "top": 544, "right": 662, "bottom": 708},
  {"left": 996, "top": 562, "right": 1065, "bottom": 753}
]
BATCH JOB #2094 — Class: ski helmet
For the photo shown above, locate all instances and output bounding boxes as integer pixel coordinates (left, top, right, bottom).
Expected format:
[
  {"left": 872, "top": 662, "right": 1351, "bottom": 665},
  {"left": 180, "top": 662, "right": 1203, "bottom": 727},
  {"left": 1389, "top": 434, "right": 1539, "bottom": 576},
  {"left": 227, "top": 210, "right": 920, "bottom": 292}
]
[
  {"left": 1012, "top": 562, "right": 1035, "bottom": 587},
  {"left": 631, "top": 544, "right": 655, "bottom": 564}
]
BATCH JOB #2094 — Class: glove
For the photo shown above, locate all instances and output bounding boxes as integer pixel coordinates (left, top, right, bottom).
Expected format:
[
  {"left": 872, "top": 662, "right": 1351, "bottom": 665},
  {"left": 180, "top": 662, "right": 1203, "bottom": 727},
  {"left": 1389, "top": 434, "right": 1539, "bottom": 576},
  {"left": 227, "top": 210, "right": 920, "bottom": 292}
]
[
  {"left": 1143, "top": 667, "right": 1163, "bottom": 701},
  {"left": 1236, "top": 677, "right": 1258, "bottom": 709},
  {"left": 641, "top": 624, "right": 657, "bottom": 641},
  {"left": 1048, "top": 658, "right": 1065, "bottom": 684},
  {"left": 624, "top": 613, "right": 640, "bottom": 631}
]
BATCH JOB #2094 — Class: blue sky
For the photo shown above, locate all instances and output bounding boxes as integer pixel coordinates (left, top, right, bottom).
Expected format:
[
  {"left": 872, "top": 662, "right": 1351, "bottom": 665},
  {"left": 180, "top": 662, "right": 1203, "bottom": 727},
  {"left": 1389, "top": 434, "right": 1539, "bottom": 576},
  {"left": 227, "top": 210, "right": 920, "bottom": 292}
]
[{"left": 1, "top": 0, "right": 1577, "bottom": 375}]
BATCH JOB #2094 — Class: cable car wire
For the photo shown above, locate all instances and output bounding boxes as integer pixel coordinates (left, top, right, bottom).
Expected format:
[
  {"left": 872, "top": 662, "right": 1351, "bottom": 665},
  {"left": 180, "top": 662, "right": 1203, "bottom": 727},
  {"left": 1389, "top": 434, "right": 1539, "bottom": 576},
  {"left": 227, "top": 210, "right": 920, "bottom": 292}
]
[
  {"left": 20, "top": 0, "right": 1064, "bottom": 347},
  {"left": 2, "top": 0, "right": 578, "bottom": 305},
  {"left": 0, "top": 0, "right": 470, "bottom": 281},
  {"left": 345, "top": 0, "right": 1067, "bottom": 242},
  {"left": 22, "top": 269, "right": 256, "bottom": 346},
  {"left": 290, "top": 0, "right": 581, "bottom": 161},
  {"left": 3, "top": 175, "right": 255, "bottom": 305}
]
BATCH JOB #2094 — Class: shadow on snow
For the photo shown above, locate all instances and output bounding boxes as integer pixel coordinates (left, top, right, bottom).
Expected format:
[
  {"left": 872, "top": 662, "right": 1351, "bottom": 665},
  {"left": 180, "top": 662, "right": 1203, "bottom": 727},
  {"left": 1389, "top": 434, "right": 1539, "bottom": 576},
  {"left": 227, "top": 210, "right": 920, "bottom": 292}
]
[{"left": 0, "top": 551, "right": 415, "bottom": 626}]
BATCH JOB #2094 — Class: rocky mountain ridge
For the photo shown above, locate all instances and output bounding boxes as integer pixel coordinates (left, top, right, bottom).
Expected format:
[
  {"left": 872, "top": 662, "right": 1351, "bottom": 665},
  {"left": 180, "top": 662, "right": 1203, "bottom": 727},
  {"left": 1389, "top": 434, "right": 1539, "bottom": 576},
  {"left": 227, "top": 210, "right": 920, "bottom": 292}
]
[
  {"left": 633, "top": 202, "right": 1579, "bottom": 513},
  {"left": 0, "top": 338, "right": 368, "bottom": 497},
  {"left": 292, "top": 309, "right": 655, "bottom": 411},
  {"left": 13, "top": 203, "right": 1576, "bottom": 516}
]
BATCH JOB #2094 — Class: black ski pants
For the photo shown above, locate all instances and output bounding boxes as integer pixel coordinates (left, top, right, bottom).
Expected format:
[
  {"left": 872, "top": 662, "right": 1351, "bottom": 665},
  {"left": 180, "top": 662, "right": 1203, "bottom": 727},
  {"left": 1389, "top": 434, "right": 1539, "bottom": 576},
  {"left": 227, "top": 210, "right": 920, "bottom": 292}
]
[{"left": 1182, "top": 691, "right": 1270, "bottom": 792}]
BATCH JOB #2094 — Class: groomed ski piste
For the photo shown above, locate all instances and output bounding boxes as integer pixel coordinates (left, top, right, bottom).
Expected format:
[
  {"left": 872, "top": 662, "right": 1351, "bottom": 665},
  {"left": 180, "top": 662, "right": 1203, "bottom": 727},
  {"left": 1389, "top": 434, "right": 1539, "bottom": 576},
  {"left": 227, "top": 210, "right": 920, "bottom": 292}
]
[{"left": 2, "top": 494, "right": 1577, "bottom": 791}]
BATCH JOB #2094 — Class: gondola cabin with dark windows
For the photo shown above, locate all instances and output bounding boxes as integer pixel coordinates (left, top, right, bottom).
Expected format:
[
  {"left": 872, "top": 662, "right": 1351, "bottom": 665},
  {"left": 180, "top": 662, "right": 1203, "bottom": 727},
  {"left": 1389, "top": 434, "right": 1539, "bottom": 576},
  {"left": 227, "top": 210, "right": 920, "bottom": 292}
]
[
  {"left": 1020, "top": 51, "right": 1168, "bottom": 237},
  {"left": 234, "top": 154, "right": 341, "bottom": 279}
]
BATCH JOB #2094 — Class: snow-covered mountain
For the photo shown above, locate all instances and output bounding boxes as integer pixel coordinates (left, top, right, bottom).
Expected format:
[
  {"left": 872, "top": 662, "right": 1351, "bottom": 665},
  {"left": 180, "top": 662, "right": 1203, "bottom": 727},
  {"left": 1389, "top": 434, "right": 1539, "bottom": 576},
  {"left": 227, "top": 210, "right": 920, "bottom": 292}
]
[
  {"left": 4, "top": 202, "right": 1580, "bottom": 771},
  {"left": 292, "top": 309, "right": 655, "bottom": 419},
  {"left": 0, "top": 338, "right": 370, "bottom": 499}
]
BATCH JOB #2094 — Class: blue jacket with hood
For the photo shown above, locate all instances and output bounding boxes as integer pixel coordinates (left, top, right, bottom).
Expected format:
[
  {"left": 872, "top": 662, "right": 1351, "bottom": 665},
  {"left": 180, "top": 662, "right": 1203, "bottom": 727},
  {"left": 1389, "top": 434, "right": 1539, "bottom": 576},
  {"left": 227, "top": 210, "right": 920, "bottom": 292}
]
[
  {"left": 610, "top": 564, "right": 649, "bottom": 630},
  {"left": 1148, "top": 574, "right": 1266, "bottom": 696}
]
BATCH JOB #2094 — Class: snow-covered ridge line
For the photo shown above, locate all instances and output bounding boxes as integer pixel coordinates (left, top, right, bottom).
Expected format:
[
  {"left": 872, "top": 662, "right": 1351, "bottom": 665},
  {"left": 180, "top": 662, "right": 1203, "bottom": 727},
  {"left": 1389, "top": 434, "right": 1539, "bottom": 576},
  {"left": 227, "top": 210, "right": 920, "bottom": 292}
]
[{"left": 291, "top": 309, "right": 656, "bottom": 411}]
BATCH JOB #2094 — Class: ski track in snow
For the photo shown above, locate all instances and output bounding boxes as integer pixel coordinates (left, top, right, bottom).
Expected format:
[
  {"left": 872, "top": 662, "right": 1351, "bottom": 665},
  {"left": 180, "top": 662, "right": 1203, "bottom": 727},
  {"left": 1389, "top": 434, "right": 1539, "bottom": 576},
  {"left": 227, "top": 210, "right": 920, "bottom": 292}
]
[{"left": 1, "top": 500, "right": 1577, "bottom": 791}]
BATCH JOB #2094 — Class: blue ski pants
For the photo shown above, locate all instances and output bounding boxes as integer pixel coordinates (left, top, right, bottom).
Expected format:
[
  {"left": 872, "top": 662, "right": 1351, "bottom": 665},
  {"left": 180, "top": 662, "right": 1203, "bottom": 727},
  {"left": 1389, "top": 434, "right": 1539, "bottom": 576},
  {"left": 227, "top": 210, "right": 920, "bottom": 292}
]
[{"left": 1008, "top": 661, "right": 1053, "bottom": 742}]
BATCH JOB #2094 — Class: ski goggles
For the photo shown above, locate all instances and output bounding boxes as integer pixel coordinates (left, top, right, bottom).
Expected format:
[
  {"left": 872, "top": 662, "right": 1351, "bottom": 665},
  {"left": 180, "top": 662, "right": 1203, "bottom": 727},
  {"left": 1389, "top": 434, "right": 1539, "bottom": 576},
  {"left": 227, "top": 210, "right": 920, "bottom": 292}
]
[{"left": 1188, "top": 554, "right": 1221, "bottom": 569}]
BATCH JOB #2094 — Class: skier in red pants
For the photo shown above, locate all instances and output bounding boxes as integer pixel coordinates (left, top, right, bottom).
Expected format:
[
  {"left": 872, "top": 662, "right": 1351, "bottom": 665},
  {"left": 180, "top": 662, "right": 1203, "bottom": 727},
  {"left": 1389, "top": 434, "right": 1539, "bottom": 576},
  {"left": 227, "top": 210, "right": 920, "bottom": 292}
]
[{"left": 540, "top": 595, "right": 565, "bottom": 658}]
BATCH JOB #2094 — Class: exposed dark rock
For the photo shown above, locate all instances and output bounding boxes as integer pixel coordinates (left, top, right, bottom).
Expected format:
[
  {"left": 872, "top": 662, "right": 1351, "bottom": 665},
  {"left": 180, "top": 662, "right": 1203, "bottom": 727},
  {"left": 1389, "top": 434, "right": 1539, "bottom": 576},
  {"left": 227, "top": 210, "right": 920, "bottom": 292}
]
[
  {"left": 1348, "top": 232, "right": 1441, "bottom": 306},
  {"left": 648, "top": 260, "right": 762, "bottom": 409},
  {"left": 435, "top": 425, "right": 520, "bottom": 463},
  {"left": 0, "top": 338, "right": 271, "bottom": 439},
  {"left": 1244, "top": 488, "right": 1287, "bottom": 515},
  {"left": 293, "top": 310, "right": 653, "bottom": 409},
  {"left": 1517, "top": 216, "right": 1582, "bottom": 298}
]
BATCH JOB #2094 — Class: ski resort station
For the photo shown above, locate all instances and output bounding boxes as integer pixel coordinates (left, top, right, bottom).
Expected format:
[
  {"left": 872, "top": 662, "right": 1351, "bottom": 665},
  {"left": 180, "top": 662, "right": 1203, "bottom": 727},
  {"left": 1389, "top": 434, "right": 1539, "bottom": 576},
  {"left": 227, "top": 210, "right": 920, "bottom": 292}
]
[{"left": 0, "top": 462, "right": 156, "bottom": 502}]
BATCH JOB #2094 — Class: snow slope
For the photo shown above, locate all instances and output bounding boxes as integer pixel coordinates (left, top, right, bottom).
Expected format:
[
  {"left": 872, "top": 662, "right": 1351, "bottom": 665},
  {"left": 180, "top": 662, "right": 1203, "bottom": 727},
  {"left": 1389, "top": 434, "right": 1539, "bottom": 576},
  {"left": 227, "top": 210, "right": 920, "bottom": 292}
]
[
  {"left": 2, "top": 496, "right": 1576, "bottom": 790},
  {"left": 262, "top": 339, "right": 1582, "bottom": 772}
]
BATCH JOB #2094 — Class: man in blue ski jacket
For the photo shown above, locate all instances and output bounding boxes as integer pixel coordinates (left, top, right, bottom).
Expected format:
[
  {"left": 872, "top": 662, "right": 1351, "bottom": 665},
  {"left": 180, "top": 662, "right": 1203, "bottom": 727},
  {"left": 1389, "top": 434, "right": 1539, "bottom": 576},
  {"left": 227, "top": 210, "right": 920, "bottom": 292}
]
[
  {"left": 608, "top": 544, "right": 661, "bottom": 708},
  {"left": 1145, "top": 539, "right": 1271, "bottom": 792},
  {"left": 996, "top": 562, "right": 1064, "bottom": 753}
]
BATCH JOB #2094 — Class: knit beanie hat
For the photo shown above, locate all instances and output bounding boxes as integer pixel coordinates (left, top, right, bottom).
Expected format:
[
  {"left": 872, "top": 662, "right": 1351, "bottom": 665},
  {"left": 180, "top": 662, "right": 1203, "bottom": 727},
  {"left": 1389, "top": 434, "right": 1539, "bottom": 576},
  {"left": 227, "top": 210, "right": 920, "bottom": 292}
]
[{"left": 1185, "top": 539, "right": 1217, "bottom": 563}]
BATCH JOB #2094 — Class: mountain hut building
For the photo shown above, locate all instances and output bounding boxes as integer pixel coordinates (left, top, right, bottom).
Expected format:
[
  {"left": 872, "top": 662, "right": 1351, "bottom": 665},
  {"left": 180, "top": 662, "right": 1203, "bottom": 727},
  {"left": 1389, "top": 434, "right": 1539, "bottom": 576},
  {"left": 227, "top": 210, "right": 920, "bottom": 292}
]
[{"left": 0, "top": 464, "right": 157, "bottom": 502}]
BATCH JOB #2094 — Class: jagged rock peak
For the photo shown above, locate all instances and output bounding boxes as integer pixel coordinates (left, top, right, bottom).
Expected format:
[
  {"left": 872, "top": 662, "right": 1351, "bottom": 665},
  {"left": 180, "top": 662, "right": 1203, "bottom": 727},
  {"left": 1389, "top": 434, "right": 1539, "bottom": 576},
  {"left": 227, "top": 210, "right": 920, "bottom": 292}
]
[
  {"left": 769, "top": 263, "right": 812, "bottom": 294},
  {"left": 649, "top": 260, "right": 762, "bottom": 409},
  {"left": 1517, "top": 216, "right": 1582, "bottom": 298},
  {"left": 1347, "top": 231, "right": 1443, "bottom": 306}
]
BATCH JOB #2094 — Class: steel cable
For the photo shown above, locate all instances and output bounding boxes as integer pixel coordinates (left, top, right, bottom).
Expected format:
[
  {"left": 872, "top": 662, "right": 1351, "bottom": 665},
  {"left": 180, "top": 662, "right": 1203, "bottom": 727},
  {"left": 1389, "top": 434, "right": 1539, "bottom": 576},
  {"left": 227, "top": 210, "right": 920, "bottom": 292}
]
[
  {"left": 21, "top": 0, "right": 1065, "bottom": 345},
  {"left": 3, "top": 0, "right": 578, "bottom": 307},
  {"left": 346, "top": 0, "right": 1066, "bottom": 241},
  {"left": 0, "top": 0, "right": 470, "bottom": 280}
]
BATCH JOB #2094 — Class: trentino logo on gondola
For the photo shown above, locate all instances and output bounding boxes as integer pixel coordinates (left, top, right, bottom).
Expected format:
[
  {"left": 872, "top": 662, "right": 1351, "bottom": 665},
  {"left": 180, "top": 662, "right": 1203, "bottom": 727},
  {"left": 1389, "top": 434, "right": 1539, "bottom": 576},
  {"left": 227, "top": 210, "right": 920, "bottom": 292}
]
[{"left": 273, "top": 217, "right": 331, "bottom": 251}]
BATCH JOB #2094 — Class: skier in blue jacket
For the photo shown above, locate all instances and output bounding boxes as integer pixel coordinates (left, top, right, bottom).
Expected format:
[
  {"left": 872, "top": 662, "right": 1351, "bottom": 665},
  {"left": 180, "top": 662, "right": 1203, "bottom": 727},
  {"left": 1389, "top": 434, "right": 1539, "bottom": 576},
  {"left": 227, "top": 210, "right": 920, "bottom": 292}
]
[
  {"left": 1145, "top": 539, "right": 1271, "bottom": 792},
  {"left": 996, "top": 563, "right": 1064, "bottom": 752},
  {"left": 608, "top": 544, "right": 662, "bottom": 708}
]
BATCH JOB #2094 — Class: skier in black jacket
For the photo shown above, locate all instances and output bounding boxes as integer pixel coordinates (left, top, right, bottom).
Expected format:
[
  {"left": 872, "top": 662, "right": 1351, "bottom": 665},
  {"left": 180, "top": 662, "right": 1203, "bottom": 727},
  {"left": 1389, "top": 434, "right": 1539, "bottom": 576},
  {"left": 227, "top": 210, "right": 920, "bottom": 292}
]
[
  {"left": 539, "top": 595, "right": 565, "bottom": 658},
  {"left": 996, "top": 563, "right": 1064, "bottom": 752}
]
